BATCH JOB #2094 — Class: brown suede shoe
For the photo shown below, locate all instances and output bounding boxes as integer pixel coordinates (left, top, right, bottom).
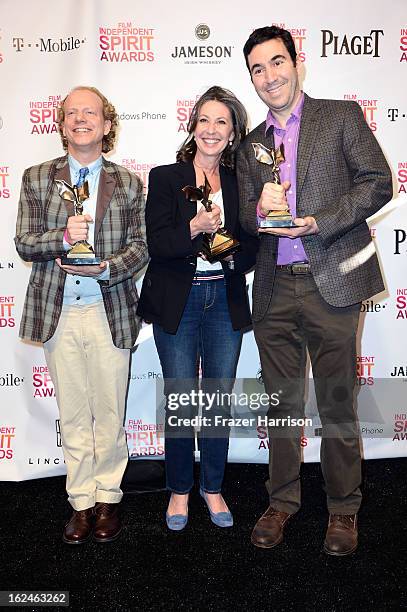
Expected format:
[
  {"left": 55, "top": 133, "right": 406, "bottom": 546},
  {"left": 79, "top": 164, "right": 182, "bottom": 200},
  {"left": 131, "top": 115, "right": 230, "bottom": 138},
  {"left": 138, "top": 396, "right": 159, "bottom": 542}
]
[
  {"left": 324, "top": 514, "right": 358, "bottom": 556},
  {"left": 251, "top": 506, "right": 292, "bottom": 549},
  {"left": 93, "top": 502, "right": 122, "bottom": 543},
  {"left": 62, "top": 508, "right": 94, "bottom": 545}
]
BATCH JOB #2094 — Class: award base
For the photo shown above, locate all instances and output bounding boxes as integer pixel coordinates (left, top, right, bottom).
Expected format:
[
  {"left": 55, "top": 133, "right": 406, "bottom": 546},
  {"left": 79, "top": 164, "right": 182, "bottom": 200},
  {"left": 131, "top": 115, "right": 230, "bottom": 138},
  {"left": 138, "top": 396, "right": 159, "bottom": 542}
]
[
  {"left": 202, "top": 231, "right": 240, "bottom": 263},
  {"left": 61, "top": 256, "right": 102, "bottom": 265},
  {"left": 259, "top": 213, "right": 296, "bottom": 229},
  {"left": 61, "top": 241, "right": 101, "bottom": 266}
]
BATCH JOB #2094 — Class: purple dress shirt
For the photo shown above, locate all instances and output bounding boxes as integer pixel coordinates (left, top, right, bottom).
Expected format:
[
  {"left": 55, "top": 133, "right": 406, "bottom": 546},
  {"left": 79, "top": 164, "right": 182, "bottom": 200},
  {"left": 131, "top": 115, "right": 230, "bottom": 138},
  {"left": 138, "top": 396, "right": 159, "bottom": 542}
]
[{"left": 259, "top": 93, "right": 308, "bottom": 265}]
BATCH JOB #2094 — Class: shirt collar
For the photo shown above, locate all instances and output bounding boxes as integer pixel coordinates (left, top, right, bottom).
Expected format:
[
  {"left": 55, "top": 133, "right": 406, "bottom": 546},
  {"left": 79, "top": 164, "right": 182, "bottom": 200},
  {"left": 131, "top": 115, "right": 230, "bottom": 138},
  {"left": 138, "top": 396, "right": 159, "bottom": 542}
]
[
  {"left": 265, "top": 92, "right": 305, "bottom": 134},
  {"left": 68, "top": 154, "right": 103, "bottom": 178}
]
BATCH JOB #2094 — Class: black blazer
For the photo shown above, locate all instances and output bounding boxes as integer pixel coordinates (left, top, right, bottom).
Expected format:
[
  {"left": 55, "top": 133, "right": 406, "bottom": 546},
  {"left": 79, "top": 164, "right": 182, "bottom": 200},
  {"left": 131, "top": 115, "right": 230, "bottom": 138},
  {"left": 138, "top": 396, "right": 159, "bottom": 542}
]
[{"left": 137, "top": 161, "right": 258, "bottom": 334}]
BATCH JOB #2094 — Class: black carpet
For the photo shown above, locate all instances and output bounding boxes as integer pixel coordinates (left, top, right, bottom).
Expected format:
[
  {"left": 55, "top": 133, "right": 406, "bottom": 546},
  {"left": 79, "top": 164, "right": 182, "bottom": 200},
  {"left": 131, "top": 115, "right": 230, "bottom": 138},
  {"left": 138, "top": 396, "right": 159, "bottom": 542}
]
[{"left": 0, "top": 458, "right": 405, "bottom": 611}]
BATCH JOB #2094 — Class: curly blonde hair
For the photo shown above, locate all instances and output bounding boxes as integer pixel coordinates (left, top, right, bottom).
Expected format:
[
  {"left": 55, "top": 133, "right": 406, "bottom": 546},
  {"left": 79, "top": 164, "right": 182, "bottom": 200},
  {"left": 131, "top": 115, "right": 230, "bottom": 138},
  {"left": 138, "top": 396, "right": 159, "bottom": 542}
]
[{"left": 58, "top": 86, "right": 119, "bottom": 153}]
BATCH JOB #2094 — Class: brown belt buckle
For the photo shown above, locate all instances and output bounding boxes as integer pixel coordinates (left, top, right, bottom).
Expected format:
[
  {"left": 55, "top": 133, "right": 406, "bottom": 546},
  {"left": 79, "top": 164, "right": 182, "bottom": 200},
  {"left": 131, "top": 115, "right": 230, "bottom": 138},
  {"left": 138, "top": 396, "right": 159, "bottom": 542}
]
[{"left": 291, "top": 263, "right": 310, "bottom": 275}]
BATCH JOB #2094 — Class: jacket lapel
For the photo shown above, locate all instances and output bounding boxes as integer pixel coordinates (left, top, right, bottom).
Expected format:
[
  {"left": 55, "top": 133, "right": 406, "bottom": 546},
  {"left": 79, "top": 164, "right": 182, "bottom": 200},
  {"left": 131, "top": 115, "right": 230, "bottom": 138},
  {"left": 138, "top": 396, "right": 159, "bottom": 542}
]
[
  {"left": 94, "top": 162, "right": 116, "bottom": 238},
  {"left": 296, "top": 94, "right": 322, "bottom": 202},
  {"left": 54, "top": 158, "right": 74, "bottom": 217},
  {"left": 54, "top": 157, "right": 116, "bottom": 235},
  {"left": 220, "top": 166, "right": 237, "bottom": 232},
  {"left": 253, "top": 125, "right": 279, "bottom": 186},
  {"left": 176, "top": 162, "right": 199, "bottom": 224}
]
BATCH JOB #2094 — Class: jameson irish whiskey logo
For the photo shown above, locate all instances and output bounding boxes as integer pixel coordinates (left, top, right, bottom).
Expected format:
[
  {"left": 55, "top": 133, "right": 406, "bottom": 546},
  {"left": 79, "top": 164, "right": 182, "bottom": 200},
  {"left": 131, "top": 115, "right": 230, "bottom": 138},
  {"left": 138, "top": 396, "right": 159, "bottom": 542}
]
[{"left": 171, "top": 24, "right": 233, "bottom": 64}]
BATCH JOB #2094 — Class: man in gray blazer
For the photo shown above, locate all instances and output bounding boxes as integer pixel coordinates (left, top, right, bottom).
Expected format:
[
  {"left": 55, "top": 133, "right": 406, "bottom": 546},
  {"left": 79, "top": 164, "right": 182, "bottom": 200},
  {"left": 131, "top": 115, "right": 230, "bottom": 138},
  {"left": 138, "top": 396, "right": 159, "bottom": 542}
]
[
  {"left": 15, "top": 86, "right": 148, "bottom": 544},
  {"left": 237, "top": 26, "right": 392, "bottom": 555}
]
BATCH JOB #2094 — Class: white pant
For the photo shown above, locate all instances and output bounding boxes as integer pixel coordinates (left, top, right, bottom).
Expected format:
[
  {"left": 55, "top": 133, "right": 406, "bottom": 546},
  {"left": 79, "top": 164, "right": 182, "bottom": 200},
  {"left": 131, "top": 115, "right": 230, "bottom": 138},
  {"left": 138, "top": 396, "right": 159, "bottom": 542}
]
[{"left": 44, "top": 301, "right": 130, "bottom": 510}]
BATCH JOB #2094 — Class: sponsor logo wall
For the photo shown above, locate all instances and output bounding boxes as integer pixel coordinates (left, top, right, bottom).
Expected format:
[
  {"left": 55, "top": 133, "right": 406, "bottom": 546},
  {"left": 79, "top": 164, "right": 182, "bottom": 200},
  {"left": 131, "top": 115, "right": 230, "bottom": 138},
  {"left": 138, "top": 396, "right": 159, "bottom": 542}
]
[{"left": 0, "top": 0, "right": 406, "bottom": 480}]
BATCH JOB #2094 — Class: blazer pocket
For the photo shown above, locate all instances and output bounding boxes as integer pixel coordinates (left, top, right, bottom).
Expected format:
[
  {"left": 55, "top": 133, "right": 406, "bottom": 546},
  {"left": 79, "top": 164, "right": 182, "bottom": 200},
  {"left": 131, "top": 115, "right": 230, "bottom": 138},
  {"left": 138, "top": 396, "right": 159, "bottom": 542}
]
[
  {"left": 28, "top": 278, "right": 44, "bottom": 289},
  {"left": 28, "top": 262, "right": 50, "bottom": 288},
  {"left": 139, "top": 270, "right": 165, "bottom": 319}
]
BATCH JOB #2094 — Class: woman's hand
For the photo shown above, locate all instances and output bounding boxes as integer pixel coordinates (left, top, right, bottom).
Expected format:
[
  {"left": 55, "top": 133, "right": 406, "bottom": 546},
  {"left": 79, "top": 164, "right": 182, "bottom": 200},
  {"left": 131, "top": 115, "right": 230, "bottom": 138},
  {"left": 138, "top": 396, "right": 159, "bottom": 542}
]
[{"left": 190, "top": 204, "right": 222, "bottom": 239}]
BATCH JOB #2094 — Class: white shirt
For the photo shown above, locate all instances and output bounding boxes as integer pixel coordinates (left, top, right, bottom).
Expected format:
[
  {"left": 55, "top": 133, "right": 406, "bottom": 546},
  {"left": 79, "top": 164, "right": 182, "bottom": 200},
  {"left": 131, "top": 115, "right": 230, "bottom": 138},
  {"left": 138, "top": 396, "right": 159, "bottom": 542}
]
[{"left": 196, "top": 189, "right": 224, "bottom": 272}]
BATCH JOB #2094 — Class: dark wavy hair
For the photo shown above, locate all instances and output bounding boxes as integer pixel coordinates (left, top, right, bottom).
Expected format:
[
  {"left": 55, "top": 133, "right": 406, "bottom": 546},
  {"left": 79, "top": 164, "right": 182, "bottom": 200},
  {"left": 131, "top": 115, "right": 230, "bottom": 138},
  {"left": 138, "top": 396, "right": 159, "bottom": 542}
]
[
  {"left": 243, "top": 26, "right": 297, "bottom": 74},
  {"left": 176, "top": 86, "right": 248, "bottom": 169},
  {"left": 58, "top": 86, "right": 119, "bottom": 153}
]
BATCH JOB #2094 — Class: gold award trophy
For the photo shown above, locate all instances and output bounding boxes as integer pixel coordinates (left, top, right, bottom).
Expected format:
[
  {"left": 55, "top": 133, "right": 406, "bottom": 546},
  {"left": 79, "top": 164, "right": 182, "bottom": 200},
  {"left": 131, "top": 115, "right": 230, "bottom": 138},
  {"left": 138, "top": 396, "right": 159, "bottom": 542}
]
[
  {"left": 252, "top": 142, "right": 296, "bottom": 228},
  {"left": 56, "top": 179, "right": 101, "bottom": 265},
  {"left": 182, "top": 174, "right": 239, "bottom": 263}
]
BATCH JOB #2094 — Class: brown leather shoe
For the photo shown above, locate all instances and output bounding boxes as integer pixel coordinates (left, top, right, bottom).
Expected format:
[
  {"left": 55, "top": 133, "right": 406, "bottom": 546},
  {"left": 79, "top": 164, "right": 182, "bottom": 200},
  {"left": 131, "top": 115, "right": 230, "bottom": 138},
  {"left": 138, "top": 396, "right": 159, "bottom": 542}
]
[
  {"left": 62, "top": 508, "right": 94, "bottom": 545},
  {"left": 251, "top": 506, "right": 292, "bottom": 549},
  {"left": 324, "top": 514, "right": 358, "bottom": 556},
  {"left": 93, "top": 502, "right": 122, "bottom": 543}
]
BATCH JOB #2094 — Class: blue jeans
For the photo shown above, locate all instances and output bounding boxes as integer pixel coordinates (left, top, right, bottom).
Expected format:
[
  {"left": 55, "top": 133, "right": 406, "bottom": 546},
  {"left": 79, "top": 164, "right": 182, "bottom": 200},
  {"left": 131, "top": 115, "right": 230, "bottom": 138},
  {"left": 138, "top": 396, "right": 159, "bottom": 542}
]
[{"left": 153, "top": 275, "right": 242, "bottom": 493}]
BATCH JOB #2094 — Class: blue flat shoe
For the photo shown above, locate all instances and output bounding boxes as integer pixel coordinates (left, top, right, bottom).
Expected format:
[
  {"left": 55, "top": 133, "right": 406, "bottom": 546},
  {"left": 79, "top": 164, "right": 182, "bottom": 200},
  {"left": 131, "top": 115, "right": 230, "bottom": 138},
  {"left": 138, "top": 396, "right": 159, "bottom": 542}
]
[
  {"left": 200, "top": 489, "right": 233, "bottom": 528},
  {"left": 165, "top": 512, "right": 188, "bottom": 531}
]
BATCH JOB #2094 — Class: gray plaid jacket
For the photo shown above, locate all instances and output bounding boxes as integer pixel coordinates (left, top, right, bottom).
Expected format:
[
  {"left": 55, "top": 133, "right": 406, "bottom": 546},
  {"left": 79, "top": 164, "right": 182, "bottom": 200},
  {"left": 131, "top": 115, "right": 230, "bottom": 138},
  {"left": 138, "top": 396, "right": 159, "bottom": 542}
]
[
  {"left": 15, "top": 156, "right": 148, "bottom": 348},
  {"left": 237, "top": 94, "right": 393, "bottom": 322}
]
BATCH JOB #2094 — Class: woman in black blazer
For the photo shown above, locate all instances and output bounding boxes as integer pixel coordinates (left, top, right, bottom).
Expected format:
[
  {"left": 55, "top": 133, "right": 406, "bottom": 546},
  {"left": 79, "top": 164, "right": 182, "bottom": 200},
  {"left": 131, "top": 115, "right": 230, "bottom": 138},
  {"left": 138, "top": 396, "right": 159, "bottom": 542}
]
[{"left": 137, "top": 86, "right": 257, "bottom": 530}]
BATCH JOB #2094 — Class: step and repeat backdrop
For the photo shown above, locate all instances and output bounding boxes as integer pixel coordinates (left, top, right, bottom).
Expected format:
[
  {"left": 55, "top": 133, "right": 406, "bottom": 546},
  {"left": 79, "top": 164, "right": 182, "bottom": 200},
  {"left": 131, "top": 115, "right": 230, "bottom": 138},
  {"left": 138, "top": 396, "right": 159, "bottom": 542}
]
[{"left": 0, "top": 0, "right": 406, "bottom": 480}]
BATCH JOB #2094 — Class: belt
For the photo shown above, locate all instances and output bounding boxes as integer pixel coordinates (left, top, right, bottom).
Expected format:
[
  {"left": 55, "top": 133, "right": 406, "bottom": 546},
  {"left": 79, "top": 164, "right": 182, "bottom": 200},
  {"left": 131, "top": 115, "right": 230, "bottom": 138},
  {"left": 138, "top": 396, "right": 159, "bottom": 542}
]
[
  {"left": 193, "top": 272, "right": 224, "bottom": 281},
  {"left": 275, "top": 262, "right": 311, "bottom": 275}
]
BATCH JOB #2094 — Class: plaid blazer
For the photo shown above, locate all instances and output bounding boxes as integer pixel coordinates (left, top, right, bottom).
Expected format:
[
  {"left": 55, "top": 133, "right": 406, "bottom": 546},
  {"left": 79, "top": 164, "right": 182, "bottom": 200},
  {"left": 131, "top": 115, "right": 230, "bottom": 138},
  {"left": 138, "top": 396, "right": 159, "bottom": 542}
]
[
  {"left": 237, "top": 94, "right": 393, "bottom": 322},
  {"left": 15, "top": 156, "right": 148, "bottom": 348}
]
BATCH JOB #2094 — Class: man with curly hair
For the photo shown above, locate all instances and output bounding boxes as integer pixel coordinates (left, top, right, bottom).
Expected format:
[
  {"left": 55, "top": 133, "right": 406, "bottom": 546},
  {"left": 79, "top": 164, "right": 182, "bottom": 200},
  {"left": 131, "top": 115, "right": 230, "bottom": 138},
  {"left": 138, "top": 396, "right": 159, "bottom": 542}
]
[{"left": 15, "top": 86, "right": 148, "bottom": 545}]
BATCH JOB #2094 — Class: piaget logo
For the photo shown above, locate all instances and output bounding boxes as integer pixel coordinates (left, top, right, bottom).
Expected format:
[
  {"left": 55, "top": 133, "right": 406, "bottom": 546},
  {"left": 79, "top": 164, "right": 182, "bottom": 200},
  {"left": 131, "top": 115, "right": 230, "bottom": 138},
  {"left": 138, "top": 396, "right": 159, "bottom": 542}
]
[
  {"left": 321, "top": 29, "right": 384, "bottom": 57},
  {"left": 394, "top": 229, "right": 407, "bottom": 255}
]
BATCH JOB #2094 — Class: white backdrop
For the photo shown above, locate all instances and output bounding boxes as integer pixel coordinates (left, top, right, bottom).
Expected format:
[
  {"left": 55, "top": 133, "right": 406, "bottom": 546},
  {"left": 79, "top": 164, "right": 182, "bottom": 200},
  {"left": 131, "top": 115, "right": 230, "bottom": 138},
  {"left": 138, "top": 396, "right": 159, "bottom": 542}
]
[{"left": 0, "top": 0, "right": 406, "bottom": 481}]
